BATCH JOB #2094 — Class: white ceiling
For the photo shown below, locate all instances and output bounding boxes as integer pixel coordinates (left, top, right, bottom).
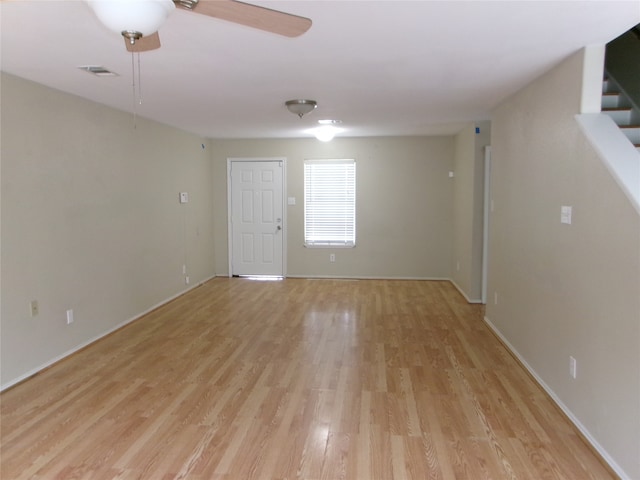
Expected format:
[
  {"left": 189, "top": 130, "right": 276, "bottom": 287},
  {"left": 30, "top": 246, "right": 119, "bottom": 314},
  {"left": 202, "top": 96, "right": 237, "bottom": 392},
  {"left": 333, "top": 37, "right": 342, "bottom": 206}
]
[{"left": 2, "top": 0, "right": 639, "bottom": 139}]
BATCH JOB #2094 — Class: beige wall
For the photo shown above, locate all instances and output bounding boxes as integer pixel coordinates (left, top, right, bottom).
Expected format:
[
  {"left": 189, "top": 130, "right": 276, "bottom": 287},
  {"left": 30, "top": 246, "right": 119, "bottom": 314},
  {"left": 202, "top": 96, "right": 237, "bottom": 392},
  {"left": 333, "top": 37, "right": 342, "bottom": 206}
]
[
  {"left": 0, "top": 75, "right": 457, "bottom": 387},
  {"left": 488, "top": 49, "right": 640, "bottom": 479},
  {"left": 211, "top": 136, "right": 454, "bottom": 279},
  {"left": 1, "top": 73, "right": 216, "bottom": 387},
  {"left": 451, "top": 121, "right": 490, "bottom": 302},
  {"left": 451, "top": 124, "right": 476, "bottom": 297},
  {"left": 4, "top": 48, "right": 633, "bottom": 476}
]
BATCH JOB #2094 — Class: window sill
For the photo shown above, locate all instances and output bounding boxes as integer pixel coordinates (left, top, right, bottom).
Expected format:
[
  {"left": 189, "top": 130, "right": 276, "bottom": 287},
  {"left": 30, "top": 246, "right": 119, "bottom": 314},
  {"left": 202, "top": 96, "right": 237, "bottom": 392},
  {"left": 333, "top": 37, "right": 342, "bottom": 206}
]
[{"left": 304, "top": 244, "right": 355, "bottom": 249}]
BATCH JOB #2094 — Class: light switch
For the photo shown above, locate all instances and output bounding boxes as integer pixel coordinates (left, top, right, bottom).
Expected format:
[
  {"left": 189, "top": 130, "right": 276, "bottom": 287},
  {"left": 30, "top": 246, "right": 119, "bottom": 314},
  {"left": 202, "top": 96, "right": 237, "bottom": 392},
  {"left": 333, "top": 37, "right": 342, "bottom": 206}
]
[
  {"left": 288, "top": 197, "right": 296, "bottom": 206},
  {"left": 179, "top": 192, "right": 189, "bottom": 204},
  {"left": 561, "top": 206, "right": 572, "bottom": 224}
]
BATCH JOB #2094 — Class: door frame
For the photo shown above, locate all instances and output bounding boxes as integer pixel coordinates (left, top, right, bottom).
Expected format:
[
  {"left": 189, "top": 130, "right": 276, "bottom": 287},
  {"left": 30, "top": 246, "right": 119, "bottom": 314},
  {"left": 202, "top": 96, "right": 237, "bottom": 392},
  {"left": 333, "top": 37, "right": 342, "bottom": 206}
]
[
  {"left": 481, "top": 146, "right": 491, "bottom": 304},
  {"left": 227, "top": 157, "right": 287, "bottom": 277}
]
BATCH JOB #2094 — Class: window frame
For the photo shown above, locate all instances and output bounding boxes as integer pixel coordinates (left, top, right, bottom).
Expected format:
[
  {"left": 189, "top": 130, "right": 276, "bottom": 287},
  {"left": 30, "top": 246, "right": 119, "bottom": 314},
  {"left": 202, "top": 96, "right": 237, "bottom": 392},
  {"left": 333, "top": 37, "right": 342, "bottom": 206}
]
[{"left": 303, "top": 158, "right": 356, "bottom": 248}]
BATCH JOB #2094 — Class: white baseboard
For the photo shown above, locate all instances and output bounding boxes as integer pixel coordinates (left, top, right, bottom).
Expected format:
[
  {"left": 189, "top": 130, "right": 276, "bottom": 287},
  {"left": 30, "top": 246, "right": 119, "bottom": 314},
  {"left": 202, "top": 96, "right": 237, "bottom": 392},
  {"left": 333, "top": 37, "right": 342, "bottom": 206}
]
[
  {"left": 285, "top": 274, "right": 450, "bottom": 281},
  {"left": 0, "top": 276, "right": 215, "bottom": 392},
  {"left": 233, "top": 275, "right": 484, "bottom": 306},
  {"left": 483, "top": 315, "right": 631, "bottom": 480},
  {"left": 448, "top": 279, "right": 483, "bottom": 304}
]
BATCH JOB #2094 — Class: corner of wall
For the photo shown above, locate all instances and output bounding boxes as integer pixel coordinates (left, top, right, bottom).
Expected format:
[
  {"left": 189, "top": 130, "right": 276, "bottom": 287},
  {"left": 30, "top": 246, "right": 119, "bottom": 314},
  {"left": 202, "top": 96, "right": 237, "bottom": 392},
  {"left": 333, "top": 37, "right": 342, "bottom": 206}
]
[
  {"left": 488, "top": 46, "right": 640, "bottom": 480},
  {"left": 575, "top": 113, "right": 640, "bottom": 215},
  {"left": 580, "top": 44, "right": 606, "bottom": 114}
]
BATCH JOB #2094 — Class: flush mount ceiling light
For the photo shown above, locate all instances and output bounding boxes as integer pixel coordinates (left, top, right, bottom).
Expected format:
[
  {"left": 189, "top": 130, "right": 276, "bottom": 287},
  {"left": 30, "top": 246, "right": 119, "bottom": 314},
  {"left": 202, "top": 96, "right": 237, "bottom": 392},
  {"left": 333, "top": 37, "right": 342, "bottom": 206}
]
[
  {"left": 87, "top": 0, "right": 175, "bottom": 45},
  {"left": 309, "top": 120, "right": 343, "bottom": 142},
  {"left": 285, "top": 99, "right": 317, "bottom": 118}
]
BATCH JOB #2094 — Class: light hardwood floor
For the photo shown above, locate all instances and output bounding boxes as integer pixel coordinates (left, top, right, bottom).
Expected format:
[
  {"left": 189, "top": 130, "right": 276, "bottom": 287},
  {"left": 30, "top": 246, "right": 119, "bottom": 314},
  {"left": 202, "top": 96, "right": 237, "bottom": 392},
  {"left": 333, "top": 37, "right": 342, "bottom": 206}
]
[{"left": 1, "top": 278, "right": 614, "bottom": 479}]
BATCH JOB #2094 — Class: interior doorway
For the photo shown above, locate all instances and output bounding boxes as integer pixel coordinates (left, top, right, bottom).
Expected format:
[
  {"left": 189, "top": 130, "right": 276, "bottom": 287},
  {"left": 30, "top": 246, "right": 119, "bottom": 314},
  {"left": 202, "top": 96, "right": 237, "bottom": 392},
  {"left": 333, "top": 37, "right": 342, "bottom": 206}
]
[
  {"left": 481, "top": 146, "right": 491, "bottom": 304},
  {"left": 227, "top": 158, "right": 286, "bottom": 277}
]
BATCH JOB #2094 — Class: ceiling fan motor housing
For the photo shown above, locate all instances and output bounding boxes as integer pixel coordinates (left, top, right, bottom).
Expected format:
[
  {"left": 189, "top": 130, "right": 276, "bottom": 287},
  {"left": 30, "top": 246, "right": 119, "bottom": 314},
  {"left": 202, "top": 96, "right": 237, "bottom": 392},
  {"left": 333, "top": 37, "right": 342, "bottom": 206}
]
[
  {"left": 86, "top": 0, "right": 312, "bottom": 53},
  {"left": 87, "top": 0, "right": 176, "bottom": 38},
  {"left": 175, "top": 0, "right": 199, "bottom": 10}
]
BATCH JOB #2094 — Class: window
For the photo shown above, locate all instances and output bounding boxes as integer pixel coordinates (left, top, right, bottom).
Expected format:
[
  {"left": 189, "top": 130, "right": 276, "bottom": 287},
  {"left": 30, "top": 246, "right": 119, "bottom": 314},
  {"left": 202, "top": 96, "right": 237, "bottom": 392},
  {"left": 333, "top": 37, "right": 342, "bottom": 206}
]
[{"left": 304, "top": 159, "right": 356, "bottom": 247}]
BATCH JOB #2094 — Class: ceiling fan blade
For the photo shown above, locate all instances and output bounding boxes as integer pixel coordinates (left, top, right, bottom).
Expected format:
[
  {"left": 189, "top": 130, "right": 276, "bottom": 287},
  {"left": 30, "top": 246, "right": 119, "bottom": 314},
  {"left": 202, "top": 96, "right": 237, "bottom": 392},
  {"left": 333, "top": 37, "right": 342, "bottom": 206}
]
[
  {"left": 181, "top": 0, "right": 312, "bottom": 38},
  {"left": 125, "top": 32, "right": 162, "bottom": 53}
]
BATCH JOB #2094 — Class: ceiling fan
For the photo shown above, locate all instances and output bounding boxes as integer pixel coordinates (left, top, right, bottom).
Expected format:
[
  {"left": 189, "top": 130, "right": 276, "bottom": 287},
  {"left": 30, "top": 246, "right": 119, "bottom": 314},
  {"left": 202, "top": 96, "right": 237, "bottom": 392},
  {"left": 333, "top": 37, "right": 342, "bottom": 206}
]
[{"left": 86, "top": 0, "right": 312, "bottom": 53}]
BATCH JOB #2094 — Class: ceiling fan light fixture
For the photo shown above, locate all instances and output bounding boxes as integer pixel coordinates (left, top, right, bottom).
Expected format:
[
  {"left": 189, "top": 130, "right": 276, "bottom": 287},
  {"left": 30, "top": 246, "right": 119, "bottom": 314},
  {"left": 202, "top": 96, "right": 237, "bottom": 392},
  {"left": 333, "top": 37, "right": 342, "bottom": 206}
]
[
  {"left": 311, "top": 120, "right": 343, "bottom": 142},
  {"left": 285, "top": 99, "right": 317, "bottom": 118},
  {"left": 314, "top": 126, "right": 339, "bottom": 142},
  {"left": 306, "top": 122, "right": 344, "bottom": 142},
  {"left": 87, "top": 0, "right": 175, "bottom": 39}
]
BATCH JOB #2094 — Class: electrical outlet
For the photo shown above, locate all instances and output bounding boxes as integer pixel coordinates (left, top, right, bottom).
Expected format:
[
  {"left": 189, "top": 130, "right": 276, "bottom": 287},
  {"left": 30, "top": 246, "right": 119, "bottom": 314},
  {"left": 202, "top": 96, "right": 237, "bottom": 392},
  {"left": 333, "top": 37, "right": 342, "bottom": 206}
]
[
  {"left": 569, "top": 356, "right": 577, "bottom": 379},
  {"left": 329, "top": 254, "right": 336, "bottom": 263},
  {"left": 30, "top": 300, "right": 39, "bottom": 317},
  {"left": 66, "top": 309, "right": 74, "bottom": 325},
  {"left": 185, "top": 276, "right": 190, "bottom": 285}
]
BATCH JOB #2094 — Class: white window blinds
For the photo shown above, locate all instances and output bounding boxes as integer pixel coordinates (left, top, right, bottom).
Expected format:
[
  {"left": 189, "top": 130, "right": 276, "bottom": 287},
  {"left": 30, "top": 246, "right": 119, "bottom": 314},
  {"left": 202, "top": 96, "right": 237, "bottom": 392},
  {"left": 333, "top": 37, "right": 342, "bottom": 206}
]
[{"left": 304, "top": 159, "right": 356, "bottom": 247}]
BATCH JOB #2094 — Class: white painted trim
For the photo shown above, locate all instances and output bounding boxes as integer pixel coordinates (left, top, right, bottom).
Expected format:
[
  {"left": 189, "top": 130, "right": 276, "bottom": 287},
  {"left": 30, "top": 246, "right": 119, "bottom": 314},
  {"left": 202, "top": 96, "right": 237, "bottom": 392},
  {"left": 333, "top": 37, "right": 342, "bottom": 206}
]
[
  {"left": 0, "top": 276, "right": 215, "bottom": 392},
  {"left": 226, "top": 160, "right": 233, "bottom": 278},
  {"left": 285, "top": 274, "right": 450, "bottom": 281},
  {"left": 483, "top": 315, "right": 632, "bottom": 480},
  {"left": 575, "top": 113, "right": 640, "bottom": 215},
  {"left": 481, "top": 145, "right": 491, "bottom": 304},
  {"left": 449, "top": 279, "right": 483, "bottom": 304},
  {"left": 288, "top": 276, "right": 484, "bottom": 304},
  {"left": 217, "top": 275, "right": 482, "bottom": 303},
  {"left": 265, "top": 276, "right": 482, "bottom": 304},
  {"left": 226, "top": 157, "right": 287, "bottom": 277},
  {"left": 580, "top": 44, "right": 605, "bottom": 114}
]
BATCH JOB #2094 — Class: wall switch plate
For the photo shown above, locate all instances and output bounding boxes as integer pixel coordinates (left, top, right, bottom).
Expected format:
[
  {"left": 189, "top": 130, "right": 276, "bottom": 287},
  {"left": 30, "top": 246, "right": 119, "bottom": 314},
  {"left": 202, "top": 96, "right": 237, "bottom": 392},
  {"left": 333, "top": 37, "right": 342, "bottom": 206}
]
[
  {"left": 561, "top": 205, "right": 572, "bottom": 224},
  {"left": 30, "top": 300, "right": 39, "bottom": 317},
  {"left": 287, "top": 197, "right": 296, "bottom": 205},
  {"left": 569, "top": 356, "right": 577, "bottom": 379},
  {"left": 179, "top": 192, "right": 189, "bottom": 204},
  {"left": 329, "top": 254, "right": 336, "bottom": 263},
  {"left": 66, "top": 309, "right": 74, "bottom": 325},
  {"left": 185, "top": 276, "right": 190, "bottom": 285}
]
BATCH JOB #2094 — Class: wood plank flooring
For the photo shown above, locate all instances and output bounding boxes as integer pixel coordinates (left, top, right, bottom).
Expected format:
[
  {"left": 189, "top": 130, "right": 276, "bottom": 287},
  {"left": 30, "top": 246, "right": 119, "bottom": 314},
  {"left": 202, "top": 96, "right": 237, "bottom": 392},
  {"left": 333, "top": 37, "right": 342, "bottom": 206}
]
[{"left": 1, "top": 278, "right": 614, "bottom": 479}]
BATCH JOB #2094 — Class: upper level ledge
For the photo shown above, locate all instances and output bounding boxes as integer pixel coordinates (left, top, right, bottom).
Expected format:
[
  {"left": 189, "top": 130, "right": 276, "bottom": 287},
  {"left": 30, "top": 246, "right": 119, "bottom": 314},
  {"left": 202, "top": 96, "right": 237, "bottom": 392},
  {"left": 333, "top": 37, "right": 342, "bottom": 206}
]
[{"left": 576, "top": 113, "right": 640, "bottom": 215}]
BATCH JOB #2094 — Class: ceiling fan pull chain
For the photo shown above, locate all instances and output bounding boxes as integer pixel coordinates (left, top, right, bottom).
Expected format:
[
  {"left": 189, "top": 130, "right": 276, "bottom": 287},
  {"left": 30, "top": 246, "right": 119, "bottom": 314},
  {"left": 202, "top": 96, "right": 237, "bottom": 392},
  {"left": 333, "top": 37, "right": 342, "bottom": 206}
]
[
  {"left": 137, "top": 52, "right": 143, "bottom": 106},
  {"left": 131, "top": 50, "right": 137, "bottom": 129}
]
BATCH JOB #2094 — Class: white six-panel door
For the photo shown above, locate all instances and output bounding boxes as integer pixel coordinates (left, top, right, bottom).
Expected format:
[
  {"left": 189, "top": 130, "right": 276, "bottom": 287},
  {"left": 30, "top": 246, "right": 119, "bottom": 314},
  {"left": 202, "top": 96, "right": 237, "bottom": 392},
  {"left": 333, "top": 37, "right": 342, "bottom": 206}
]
[{"left": 229, "top": 160, "right": 284, "bottom": 276}]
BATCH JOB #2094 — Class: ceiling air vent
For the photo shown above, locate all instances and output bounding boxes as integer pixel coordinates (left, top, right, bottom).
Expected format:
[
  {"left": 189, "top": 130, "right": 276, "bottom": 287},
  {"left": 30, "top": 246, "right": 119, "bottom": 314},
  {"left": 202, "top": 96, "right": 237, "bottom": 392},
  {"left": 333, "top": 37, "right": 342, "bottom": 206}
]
[{"left": 77, "top": 65, "right": 118, "bottom": 77}]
